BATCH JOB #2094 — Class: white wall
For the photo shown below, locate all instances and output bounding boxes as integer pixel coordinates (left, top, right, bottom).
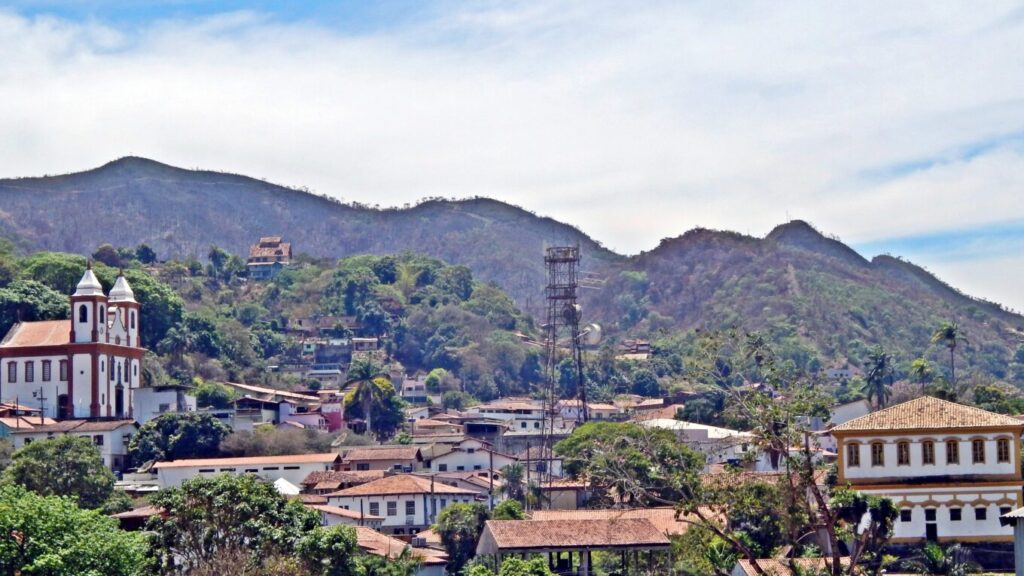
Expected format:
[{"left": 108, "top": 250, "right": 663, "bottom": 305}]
[
  {"left": 328, "top": 493, "right": 475, "bottom": 532},
  {"left": 860, "top": 485, "right": 1020, "bottom": 541},
  {"left": 431, "top": 450, "right": 516, "bottom": 473},
  {"left": 156, "top": 461, "right": 335, "bottom": 488},
  {"left": 133, "top": 387, "right": 197, "bottom": 425},
  {"left": 841, "top": 432, "right": 1018, "bottom": 482}
]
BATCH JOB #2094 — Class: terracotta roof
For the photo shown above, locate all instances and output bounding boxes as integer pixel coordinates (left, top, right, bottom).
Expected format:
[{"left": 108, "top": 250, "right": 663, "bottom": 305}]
[
  {"left": 307, "top": 504, "right": 384, "bottom": 521},
  {"left": 301, "top": 469, "right": 386, "bottom": 488},
  {"left": 110, "top": 505, "right": 164, "bottom": 520},
  {"left": 474, "top": 400, "right": 544, "bottom": 412},
  {"left": 249, "top": 238, "right": 291, "bottom": 260},
  {"left": 222, "top": 381, "right": 318, "bottom": 403},
  {"left": 355, "top": 527, "right": 448, "bottom": 565},
  {"left": 0, "top": 417, "right": 57, "bottom": 430},
  {"left": 1, "top": 320, "right": 71, "bottom": 348},
  {"left": 299, "top": 494, "right": 328, "bottom": 505},
  {"left": 152, "top": 453, "right": 340, "bottom": 469},
  {"left": 478, "top": 518, "right": 671, "bottom": 552},
  {"left": 528, "top": 507, "right": 700, "bottom": 536},
  {"left": 340, "top": 446, "right": 420, "bottom": 462},
  {"left": 12, "top": 419, "right": 136, "bottom": 434},
  {"left": 328, "top": 474, "right": 477, "bottom": 497},
  {"left": 832, "top": 396, "right": 1024, "bottom": 433}
]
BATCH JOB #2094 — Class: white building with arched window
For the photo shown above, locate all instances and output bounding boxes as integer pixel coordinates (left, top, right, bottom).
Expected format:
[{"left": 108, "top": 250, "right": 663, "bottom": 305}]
[
  {"left": 0, "top": 265, "right": 144, "bottom": 420},
  {"left": 833, "top": 396, "right": 1024, "bottom": 543}
]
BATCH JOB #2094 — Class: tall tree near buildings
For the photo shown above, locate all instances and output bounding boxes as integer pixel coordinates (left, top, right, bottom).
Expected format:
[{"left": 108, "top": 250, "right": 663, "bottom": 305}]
[
  {"left": 436, "top": 502, "right": 490, "bottom": 573},
  {"left": 128, "top": 412, "right": 230, "bottom": 463},
  {"left": 931, "top": 321, "right": 966, "bottom": 387},
  {"left": 3, "top": 435, "right": 116, "bottom": 510},
  {"left": 861, "top": 345, "right": 895, "bottom": 408}
]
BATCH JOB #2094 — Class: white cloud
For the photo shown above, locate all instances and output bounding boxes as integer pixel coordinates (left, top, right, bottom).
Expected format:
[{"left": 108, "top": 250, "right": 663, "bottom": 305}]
[{"left": 1, "top": 1, "right": 1024, "bottom": 307}]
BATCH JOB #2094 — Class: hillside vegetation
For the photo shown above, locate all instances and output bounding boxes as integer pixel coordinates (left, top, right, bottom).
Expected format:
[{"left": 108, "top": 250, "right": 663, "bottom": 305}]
[{"left": 1, "top": 157, "right": 1022, "bottom": 387}]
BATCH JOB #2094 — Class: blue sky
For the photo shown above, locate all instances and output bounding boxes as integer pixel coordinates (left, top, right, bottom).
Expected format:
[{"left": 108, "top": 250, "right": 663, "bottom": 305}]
[{"left": 1, "top": 1, "right": 1023, "bottom": 311}]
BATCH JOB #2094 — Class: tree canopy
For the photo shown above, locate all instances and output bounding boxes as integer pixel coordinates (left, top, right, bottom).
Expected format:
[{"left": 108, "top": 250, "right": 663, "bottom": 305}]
[
  {"left": 128, "top": 412, "right": 230, "bottom": 463},
  {"left": 3, "top": 435, "right": 116, "bottom": 510}
]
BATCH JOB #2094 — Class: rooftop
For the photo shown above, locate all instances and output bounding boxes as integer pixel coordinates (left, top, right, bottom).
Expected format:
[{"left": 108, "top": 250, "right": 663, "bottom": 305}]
[
  {"left": 1, "top": 320, "right": 70, "bottom": 348},
  {"left": 640, "top": 419, "right": 754, "bottom": 439},
  {"left": 12, "top": 419, "right": 136, "bottom": 434},
  {"left": 340, "top": 446, "right": 421, "bottom": 462},
  {"left": 831, "top": 396, "right": 1024, "bottom": 433},
  {"left": 307, "top": 504, "right": 384, "bottom": 522},
  {"left": 476, "top": 518, "right": 671, "bottom": 553},
  {"left": 528, "top": 507, "right": 700, "bottom": 536},
  {"left": 328, "top": 474, "right": 477, "bottom": 497},
  {"left": 152, "top": 453, "right": 339, "bottom": 469},
  {"left": 355, "top": 527, "right": 448, "bottom": 566}
]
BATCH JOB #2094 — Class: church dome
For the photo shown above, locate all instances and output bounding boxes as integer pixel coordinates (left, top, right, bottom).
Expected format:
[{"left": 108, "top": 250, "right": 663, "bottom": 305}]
[
  {"left": 108, "top": 273, "right": 136, "bottom": 303},
  {"left": 73, "top": 265, "right": 104, "bottom": 297}
]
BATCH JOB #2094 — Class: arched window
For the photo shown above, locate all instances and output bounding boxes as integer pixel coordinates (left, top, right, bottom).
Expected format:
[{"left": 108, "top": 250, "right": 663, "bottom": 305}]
[
  {"left": 972, "top": 439, "right": 986, "bottom": 464},
  {"left": 871, "top": 442, "right": 885, "bottom": 467},
  {"left": 78, "top": 304, "right": 88, "bottom": 323},
  {"left": 130, "top": 311, "right": 136, "bottom": 330},
  {"left": 922, "top": 441, "right": 935, "bottom": 465},
  {"left": 897, "top": 441, "right": 911, "bottom": 466},
  {"left": 998, "top": 438, "right": 1011, "bottom": 463},
  {"left": 846, "top": 442, "right": 861, "bottom": 467},
  {"left": 99, "top": 305, "right": 105, "bottom": 321}
]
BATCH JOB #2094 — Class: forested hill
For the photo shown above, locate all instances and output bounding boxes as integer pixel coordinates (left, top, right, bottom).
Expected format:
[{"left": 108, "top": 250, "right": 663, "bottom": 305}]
[
  {"left": 0, "top": 157, "right": 619, "bottom": 305},
  {"left": 2, "top": 157, "right": 1023, "bottom": 381}
]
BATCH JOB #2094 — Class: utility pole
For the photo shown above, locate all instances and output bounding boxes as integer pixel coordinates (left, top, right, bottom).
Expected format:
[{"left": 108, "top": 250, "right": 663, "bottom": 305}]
[{"left": 32, "top": 387, "right": 46, "bottom": 424}]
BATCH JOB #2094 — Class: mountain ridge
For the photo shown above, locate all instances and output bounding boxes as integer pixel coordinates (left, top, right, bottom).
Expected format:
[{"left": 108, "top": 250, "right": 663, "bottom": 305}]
[{"left": 1, "top": 157, "right": 1020, "bottom": 380}]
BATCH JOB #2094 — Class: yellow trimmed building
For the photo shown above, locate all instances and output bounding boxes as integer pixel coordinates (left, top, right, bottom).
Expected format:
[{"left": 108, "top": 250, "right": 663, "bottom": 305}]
[{"left": 832, "top": 396, "right": 1024, "bottom": 543}]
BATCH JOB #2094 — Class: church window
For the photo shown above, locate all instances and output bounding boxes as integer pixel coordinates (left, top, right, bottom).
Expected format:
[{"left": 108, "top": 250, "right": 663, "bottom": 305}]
[
  {"left": 99, "top": 305, "right": 105, "bottom": 321},
  {"left": 846, "top": 442, "right": 860, "bottom": 467},
  {"left": 897, "top": 442, "right": 910, "bottom": 466},
  {"left": 946, "top": 440, "right": 960, "bottom": 464},
  {"left": 59, "top": 360, "right": 67, "bottom": 381},
  {"left": 998, "top": 438, "right": 1011, "bottom": 463},
  {"left": 922, "top": 441, "right": 935, "bottom": 465},
  {"left": 100, "top": 359, "right": 105, "bottom": 372},
  {"left": 42, "top": 360, "right": 51, "bottom": 382},
  {"left": 24, "top": 362, "right": 33, "bottom": 383},
  {"left": 972, "top": 439, "right": 985, "bottom": 464},
  {"left": 7, "top": 362, "right": 15, "bottom": 383},
  {"left": 130, "top": 311, "right": 136, "bottom": 329},
  {"left": 78, "top": 304, "right": 88, "bottom": 323},
  {"left": 871, "top": 442, "right": 885, "bottom": 466}
]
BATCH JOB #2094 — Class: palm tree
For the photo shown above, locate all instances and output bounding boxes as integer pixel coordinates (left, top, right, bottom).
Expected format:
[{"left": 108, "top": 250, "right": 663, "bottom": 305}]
[
  {"left": 499, "top": 463, "right": 526, "bottom": 504},
  {"left": 157, "top": 324, "right": 194, "bottom": 365},
  {"left": 861, "top": 345, "right": 895, "bottom": 408},
  {"left": 931, "top": 321, "right": 967, "bottom": 386},
  {"left": 343, "top": 357, "right": 388, "bottom": 439},
  {"left": 909, "top": 357, "right": 934, "bottom": 385},
  {"left": 901, "top": 542, "right": 980, "bottom": 576}
]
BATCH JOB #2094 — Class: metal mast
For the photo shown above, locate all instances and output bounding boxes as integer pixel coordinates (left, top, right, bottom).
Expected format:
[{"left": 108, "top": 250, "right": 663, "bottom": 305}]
[{"left": 543, "top": 246, "right": 588, "bottom": 425}]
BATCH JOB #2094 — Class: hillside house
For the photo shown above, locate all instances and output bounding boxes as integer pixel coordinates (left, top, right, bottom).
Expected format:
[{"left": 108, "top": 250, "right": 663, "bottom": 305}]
[
  {"left": 327, "top": 474, "right": 478, "bottom": 535},
  {"left": 247, "top": 236, "right": 291, "bottom": 280},
  {"left": 339, "top": 446, "right": 422, "bottom": 472},
  {"left": 11, "top": 419, "right": 137, "bottom": 472},
  {"left": 153, "top": 453, "right": 341, "bottom": 488},
  {"left": 833, "top": 396, "right": 1024, "bottom": 543}
]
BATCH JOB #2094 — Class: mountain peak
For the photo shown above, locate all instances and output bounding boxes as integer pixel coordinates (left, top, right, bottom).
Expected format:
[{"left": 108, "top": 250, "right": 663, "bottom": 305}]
[{"left": 765, "top": 220, "right": 869, "bottom": 266}]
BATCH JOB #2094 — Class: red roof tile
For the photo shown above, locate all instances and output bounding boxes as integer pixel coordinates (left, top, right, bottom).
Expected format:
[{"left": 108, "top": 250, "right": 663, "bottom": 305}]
[{"left": 1, "top": 320, "right": 70, "bottom": 348}]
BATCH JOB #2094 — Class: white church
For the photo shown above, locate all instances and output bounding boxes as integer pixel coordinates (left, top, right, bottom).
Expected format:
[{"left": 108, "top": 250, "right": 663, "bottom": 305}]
[{"left": 0, "top": 265, "right": 144, "bottom": 420}]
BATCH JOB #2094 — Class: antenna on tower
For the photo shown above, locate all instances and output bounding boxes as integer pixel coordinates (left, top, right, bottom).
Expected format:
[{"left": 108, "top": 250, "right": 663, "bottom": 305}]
[{"left": 542, "top": 245, "right": 588, "bottom": 425}]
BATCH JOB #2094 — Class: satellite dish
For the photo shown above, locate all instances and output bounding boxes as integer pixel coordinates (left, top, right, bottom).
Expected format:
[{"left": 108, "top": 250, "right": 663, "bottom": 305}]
[{"left": 582, "top": 324, "right": 602, "bottom": 346}]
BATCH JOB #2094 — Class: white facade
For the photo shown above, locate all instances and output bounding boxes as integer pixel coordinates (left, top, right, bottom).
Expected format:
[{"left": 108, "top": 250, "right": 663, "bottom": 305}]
[
  {"left": 133, "top": 386, "right": 197, "bottom": 425},
  {"left": 0, "top": 269, "right": 145, "bottom": 420},
  {"left": 11, "top": 420, "right": 137, "bottom": 472},
  {"left": 430, "top": 447, "right": 517, "bottom": 473},
  {"left": 153, "top": 454, "right": 340, "bottom": 488},
  {"left": 328, "top": 491, "right": 475, "bottom": 535},
  {"left": 834, "top": 397, "right": 1024, "bottom": 543},
  {"left": 640, "top": 419, "right": 756, "bottom": 467}
]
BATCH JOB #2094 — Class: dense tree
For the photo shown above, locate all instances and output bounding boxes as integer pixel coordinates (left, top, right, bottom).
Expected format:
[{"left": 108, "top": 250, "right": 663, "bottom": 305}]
[
  {"left": 129, "top": 412, "right": 230, "bottom": 463},
  {"left": 295, "top": 525, "right": 361, "bottom": 576},
  {"left": 491, "top": 499, "right": 525, "bottom": 520},
  {"left": 147, "top": 474, "right": 320, "bottom": 573},
  {"left": 135, "top": 243, "right": 157, "bottom": 264},
  {"left": 0, "top": 279, "right": 69, "bottom": 336},
  {"left": 92, "top": 243, "right": 123, "bottom": 268},
  {"left": 436, "top": 502, "right": 490, "bottom": 573},
  {"left": 0, "top": 484, "right": 149, "bottom": 576},
  {"left": 195, "top": 379, "right": 236, "bottom": 409},
  {"left": 3, "top": 435, "right": 116, "bottom": 510},
  {"left": 901, "top": 542, "right": 981, "bottom": 576},
  {"left": 466, "top": 557, "right": 556, "bottom": 576}
]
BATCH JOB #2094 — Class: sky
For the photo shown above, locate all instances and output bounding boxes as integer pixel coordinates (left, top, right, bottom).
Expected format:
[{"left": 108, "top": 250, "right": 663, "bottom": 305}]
[{"left": 1, "top": 1, "right": 1023, "bottom": 311}]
